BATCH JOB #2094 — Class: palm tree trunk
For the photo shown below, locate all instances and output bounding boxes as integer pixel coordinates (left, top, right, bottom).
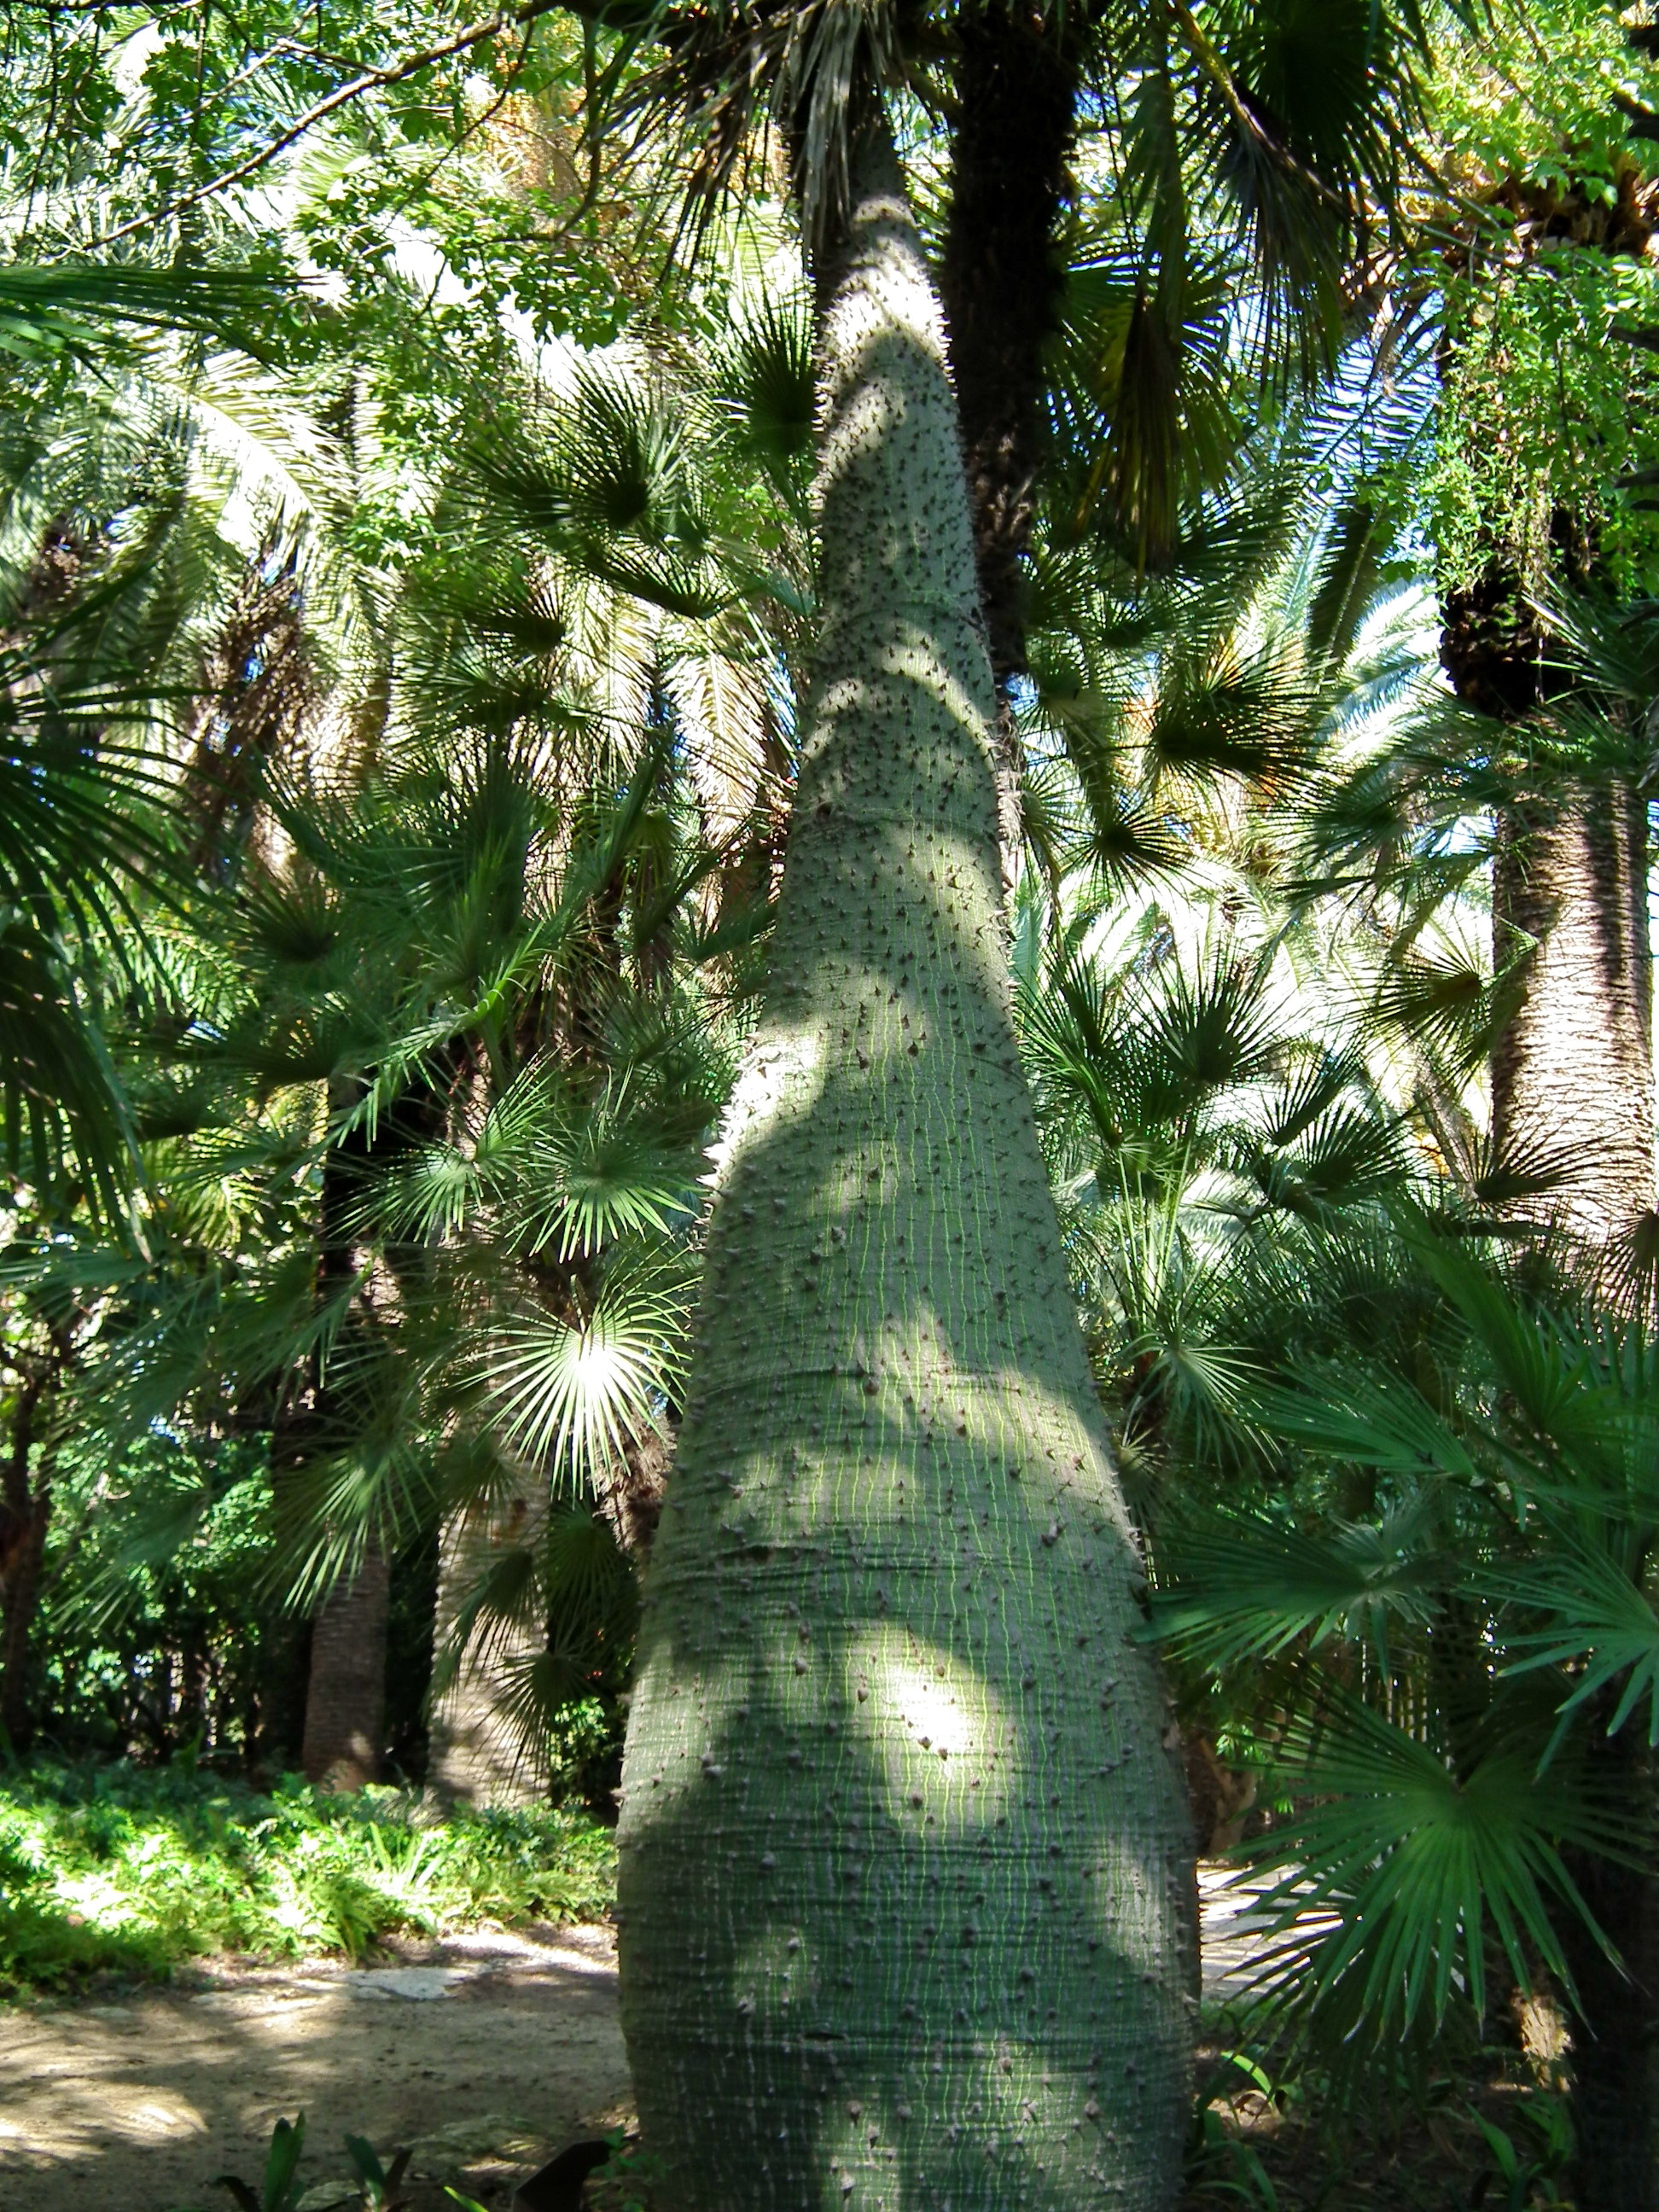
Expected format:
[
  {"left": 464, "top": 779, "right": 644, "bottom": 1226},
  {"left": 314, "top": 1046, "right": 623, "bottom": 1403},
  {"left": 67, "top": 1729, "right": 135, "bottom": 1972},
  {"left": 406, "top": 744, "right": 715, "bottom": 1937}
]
[
  {"left": 428, "top": 1486, "right": 550, "bottom": 1808},
  {"left": 940, "top": 3, "right": 1078, "bottom": 887},
  {"left": 1491, "top": 778, "right": 1653, "bottom": 1241},
  {"left": 301, "top": 1538, "right": 389, "bottom": 1789},
  {"left": 297, "top": 1101, "right": 391, "bottom": 1788},
  {"left": 615, "top": 117, "right": 1194, "bottom": 2212},
  {"left": 0, "top": 1370, "right": 49, "bottom": 1750},
  {"left": 1444, "top": 578, "right": 1656, "bottom": 2203}
]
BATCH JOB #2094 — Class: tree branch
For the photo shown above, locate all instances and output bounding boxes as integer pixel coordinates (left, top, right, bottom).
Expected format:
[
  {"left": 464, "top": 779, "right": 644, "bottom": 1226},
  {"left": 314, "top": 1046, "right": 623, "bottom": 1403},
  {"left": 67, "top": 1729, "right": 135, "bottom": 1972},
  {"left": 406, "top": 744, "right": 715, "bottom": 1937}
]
[{"left": 87, "top": 0, "right": 572, "bottom": 248}]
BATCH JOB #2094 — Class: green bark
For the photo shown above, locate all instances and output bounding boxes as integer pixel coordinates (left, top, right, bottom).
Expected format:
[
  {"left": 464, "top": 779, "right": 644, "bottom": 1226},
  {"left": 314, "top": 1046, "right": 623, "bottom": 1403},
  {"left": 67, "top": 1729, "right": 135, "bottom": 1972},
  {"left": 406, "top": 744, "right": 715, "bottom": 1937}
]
[{"left": 614, "top": 122, "right": 1193, "bottom": 2212}]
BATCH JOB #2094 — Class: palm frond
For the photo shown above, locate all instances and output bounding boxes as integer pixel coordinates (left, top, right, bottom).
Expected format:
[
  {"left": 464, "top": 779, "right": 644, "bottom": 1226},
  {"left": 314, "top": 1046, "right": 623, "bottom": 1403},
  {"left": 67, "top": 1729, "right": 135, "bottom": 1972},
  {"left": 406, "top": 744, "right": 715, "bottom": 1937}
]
[
  {"left": 1237, "top": 1689, "right": 1627, "bottom": 2052},
  {"left": 1150, "top": 1494, "right": 1446, "bottom": 1671},
  {"left": 477, "top": 1242, "right": 694, "bottom": 1487},
  {"left": 1493, "top": 1535, "right": 1659, "bottom": 1758}
]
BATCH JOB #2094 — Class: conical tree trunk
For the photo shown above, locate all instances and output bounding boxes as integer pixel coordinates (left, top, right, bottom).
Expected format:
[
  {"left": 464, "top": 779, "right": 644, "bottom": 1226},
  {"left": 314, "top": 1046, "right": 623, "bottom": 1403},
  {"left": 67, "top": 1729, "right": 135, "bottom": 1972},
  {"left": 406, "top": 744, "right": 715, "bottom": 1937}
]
[
  {"left": 616, "top": 120, "right": 1194, "bottom": 2212},
  {"left": 428, "top": 1486, "right": 550, "bottom": 1809},
  {"left": 1491, "top": 780, "right": 1653, "bottom": 1241},
  {"left": 301, "top": 1538, "right": 390, "bottom": 1789}
]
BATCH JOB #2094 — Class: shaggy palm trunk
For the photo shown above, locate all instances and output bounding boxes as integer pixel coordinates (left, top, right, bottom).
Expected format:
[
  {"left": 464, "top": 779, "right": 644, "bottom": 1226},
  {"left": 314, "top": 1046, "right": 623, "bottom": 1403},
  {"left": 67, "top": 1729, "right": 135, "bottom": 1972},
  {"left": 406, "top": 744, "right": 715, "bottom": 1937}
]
[
  {"left": 1492, "top": 780, "right": 1656, "bottom": 2209},
  {"left": 301, "top": 1540, "right": 389, "bottom": 1789},
  {"left": 615, "top": 122, "right": 1193, "bottom": 2212},
  {"left": 428, "top": 1486, "right": 549, "bottom": 1808},
  {"left": 1444, "top": 579, "right": 1657, "bottom": 2203},
  {"left": 1490, "top": 782, "right": 1653, "bottom": 1243}
]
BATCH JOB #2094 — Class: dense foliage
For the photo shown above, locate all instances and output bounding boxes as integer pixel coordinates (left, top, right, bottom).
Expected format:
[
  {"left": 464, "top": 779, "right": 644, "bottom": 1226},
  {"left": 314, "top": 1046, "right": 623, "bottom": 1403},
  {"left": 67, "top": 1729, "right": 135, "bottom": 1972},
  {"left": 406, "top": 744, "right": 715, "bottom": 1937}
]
[
  {"left": 5, "top": 1, "right": 1659, "bottom": 2208},
  {"left": 0, "top": 1760, "right": 612, "bottom": 1991}
]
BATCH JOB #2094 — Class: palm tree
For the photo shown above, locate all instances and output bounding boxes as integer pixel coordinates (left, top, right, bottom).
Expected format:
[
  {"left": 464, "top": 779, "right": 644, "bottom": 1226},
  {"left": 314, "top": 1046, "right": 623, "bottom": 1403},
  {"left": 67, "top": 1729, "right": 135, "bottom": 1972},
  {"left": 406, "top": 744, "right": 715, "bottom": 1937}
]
[
  {"left": 932, "top": 0, "right": 1431, "bottom": 873},
  {"left": 0, "top": 263, "right": 309, "bottom": 1741},
  {"left": 1420, "top": 9, "right": 1659, "bottom": 1264},
  {"left": 49, "top": 311, "right": 805, "bottom": 1792},
  {"left": 1150, "top": 1225, "right": 1659, "bottom": 2207},
  {"left": 1440, "top": 591, "right": 1654, "bottom": 1250}
]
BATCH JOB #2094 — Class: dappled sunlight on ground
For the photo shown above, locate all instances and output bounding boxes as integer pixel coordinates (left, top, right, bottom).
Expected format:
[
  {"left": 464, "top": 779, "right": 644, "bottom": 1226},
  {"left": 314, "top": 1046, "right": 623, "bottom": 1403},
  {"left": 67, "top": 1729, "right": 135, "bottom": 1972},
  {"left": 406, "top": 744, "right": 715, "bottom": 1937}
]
[
  {"left": 0, "top": 1924, "right": 627, "bottom": 2212},
  {"left": 0, "top": 1885, "right": 1313, "bottom": 2211}
]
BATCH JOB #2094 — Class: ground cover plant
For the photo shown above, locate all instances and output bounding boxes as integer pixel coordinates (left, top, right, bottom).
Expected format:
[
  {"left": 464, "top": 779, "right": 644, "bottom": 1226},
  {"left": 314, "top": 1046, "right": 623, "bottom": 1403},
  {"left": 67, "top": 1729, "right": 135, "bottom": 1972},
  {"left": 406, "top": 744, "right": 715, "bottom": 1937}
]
[{"left": 0, "top": 1761, "right": 614, "bottom": 1993}]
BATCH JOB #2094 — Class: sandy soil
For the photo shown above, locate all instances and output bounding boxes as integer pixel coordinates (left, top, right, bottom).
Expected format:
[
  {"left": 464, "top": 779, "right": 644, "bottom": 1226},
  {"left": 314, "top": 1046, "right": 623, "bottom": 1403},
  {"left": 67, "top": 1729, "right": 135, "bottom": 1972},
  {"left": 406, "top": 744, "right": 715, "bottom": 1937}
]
[
  {"left": 1, "top": 1881, "right": 1267, "bottom": 2212},
  {"left": 0, "top": 1924, "right": 630, "bottom": 2212}
]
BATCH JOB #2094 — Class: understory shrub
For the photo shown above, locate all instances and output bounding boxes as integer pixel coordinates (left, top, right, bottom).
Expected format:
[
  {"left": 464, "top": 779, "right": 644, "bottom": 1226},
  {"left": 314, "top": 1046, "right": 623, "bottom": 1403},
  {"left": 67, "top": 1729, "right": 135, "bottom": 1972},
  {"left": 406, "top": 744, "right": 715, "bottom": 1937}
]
[{"left": 0, "top": 1759, "right": 614, "bottom": 1993}]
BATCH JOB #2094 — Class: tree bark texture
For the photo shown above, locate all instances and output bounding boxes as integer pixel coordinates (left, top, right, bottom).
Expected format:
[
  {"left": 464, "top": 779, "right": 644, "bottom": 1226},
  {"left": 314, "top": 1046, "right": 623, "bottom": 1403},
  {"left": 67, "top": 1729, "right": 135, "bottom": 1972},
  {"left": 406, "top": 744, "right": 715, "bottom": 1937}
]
[
  {"left": 1441, "top": 573, "right": 1655, "bottom": 1244},
  {"left": 940, "top": 3, "right": 1077, "bottom": 886},
  {"left": 428, "top": 1487, "right": 550, "bottom": 1809},
  {"left": 615, "top": 125, "right": 1194, "bottom": 2212},
  {"left": 301, "top": 1539, "right": 389, "bottom": 1789},
  {"left": 0, "top": 1370, "right": 49, "bottom": 1751},
  {"left": 1491, "top": 781, "right": 1654, "bottom": 1240},
  {"left": 1444, "top": 581, "right": 1656, "bottom": 2198}
]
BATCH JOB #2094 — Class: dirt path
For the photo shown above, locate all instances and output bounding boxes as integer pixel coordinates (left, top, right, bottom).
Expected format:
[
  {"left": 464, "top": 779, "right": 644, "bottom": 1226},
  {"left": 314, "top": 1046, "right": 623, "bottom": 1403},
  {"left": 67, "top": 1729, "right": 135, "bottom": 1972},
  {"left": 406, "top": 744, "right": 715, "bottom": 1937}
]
[
  {"left": 0, "top": 1926, "right": 630, "bottom": 2212},
  {"left": 2, "top": 1882, "right": 1277, "bottom": 2212}
]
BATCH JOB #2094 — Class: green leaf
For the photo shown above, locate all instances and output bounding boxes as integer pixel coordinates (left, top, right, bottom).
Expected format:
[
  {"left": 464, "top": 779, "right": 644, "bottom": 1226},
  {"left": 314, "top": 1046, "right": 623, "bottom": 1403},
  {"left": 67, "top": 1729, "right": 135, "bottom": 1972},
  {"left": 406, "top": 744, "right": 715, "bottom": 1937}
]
[
  {"left": 1149, "top": 1495, "right": 1445, "bottom": 1670},
  {"left": 260, "top": 2112, "right": 306, "bottom": 2212},
  {"left": 1491, "top": 1535, "right": 1659, "bottom": 1756},
  {"left": 344, "top": 2135, "right": 387, "bottom": 2192},
  {"left": 1236, "top": 1693, "right": 1627, "bottom": 2052},
  {"left": 1245, "top": 1371, "right": 1483, "bottom": 1484},
  {"left": 476, "top": 1244, "right": 691, "bottom": 1487}
]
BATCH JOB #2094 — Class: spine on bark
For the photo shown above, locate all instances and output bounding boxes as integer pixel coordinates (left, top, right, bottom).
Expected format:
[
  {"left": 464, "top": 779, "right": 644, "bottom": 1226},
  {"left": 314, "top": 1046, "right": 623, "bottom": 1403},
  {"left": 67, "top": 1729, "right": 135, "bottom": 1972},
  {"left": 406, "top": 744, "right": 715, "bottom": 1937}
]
[{"left": 615, "top": 114, "right": 1194, "bottom": 2212}]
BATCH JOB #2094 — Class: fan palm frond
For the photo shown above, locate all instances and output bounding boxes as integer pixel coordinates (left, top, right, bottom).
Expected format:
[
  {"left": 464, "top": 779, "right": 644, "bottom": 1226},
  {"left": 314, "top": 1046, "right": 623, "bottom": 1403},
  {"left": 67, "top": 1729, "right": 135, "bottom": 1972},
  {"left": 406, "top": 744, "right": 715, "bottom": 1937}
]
[
  {"left": 1238, "top": 1689, "right": 1626, "bottom": 2052},
  {"left": 1150, "top": 1494, "right": 1447, "bottom": 1672},
  {"left": 478, "top": 1240, "right": 694, "bottom": 1487}
]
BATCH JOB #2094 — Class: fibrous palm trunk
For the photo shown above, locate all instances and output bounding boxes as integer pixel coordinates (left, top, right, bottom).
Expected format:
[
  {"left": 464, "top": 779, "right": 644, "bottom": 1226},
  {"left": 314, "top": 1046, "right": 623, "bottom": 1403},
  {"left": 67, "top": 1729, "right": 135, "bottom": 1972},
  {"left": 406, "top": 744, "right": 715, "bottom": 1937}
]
[
  {"left": 301, "top": 1539, "right": 389, "bottom": 1789},
  {"left": 428, "top": 1485, "right": 550, "bottom": 1808},
  {"left": 615, "top": 120, "right": 1194, "bottom": 2212},
  {"left": 1443, "top": 581, "right": 1657, "bottom": 2205},
  {"left": 1490, "top": 781, "right": 1653, "bottom": 1245}
]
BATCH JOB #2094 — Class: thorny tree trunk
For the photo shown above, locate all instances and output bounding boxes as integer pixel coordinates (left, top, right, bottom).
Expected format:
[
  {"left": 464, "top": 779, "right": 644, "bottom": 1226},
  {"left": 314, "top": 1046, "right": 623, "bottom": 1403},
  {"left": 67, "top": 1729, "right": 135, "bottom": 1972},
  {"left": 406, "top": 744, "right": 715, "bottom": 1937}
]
[
  {"left": 615, "top": 121, "right": 1194, "bottom": 2212},
  {"left": 301, "top": 1540, "right": 390, "bottom": 1790},
  {"left": 0, "top": 1370, "right": 49, "bottom": 1749},
  {"left": 940, "top": 3, "right": 1078, "bottom": 889}
]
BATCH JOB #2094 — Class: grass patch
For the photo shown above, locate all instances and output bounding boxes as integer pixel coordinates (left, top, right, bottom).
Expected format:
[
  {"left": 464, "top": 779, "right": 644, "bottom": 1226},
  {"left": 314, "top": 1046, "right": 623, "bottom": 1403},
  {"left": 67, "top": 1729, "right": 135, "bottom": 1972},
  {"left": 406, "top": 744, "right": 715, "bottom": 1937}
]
[{"left": 0, "top": 1759, "right": 615, "bottom": 1995}]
